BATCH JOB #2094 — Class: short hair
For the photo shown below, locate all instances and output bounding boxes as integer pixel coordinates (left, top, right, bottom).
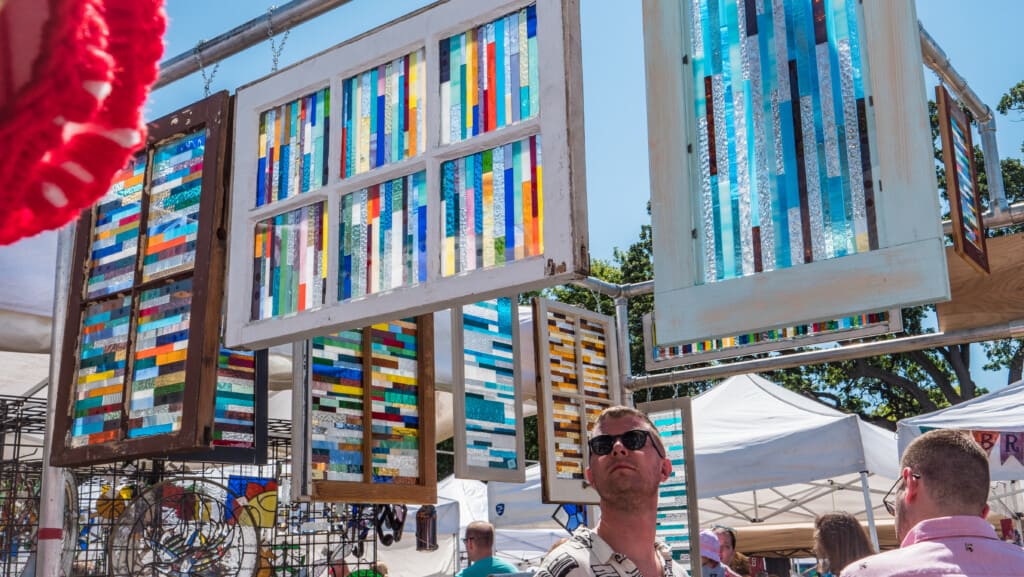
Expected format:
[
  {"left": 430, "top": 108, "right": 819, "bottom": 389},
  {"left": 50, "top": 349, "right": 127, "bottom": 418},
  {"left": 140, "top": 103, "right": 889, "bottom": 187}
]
[
  {"left": 814, "top": 512, "right": 875, "bottom": 575},
  {"left": 590, "top": 405, "right": 666, "bottom": 456},
  {"left": 900, "top": 429, "right": 989, "bottom": 512},
  {"left": 713, "top": 525, "right": 737, "bottom": 549},
  {"left": 465, "top": 520, "right": 496, "bottom": 548}
]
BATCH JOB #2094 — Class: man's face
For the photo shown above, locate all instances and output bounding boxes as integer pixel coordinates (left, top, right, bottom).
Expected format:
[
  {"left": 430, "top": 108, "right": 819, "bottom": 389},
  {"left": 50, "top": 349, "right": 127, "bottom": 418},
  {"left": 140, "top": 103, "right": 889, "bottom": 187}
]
[
  {"left": 716, "top": 530, "right": 735, "bottom": 565},
  {"left": 584, "top": 415, "right": 669, "bottom": 507}
]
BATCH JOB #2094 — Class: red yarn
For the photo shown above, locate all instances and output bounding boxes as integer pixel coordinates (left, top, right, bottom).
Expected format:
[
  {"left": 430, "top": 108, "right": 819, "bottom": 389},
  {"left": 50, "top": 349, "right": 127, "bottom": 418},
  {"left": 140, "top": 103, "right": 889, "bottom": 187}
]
[{"left": 0, "top": 0, "right": 166, "bottom": 245}]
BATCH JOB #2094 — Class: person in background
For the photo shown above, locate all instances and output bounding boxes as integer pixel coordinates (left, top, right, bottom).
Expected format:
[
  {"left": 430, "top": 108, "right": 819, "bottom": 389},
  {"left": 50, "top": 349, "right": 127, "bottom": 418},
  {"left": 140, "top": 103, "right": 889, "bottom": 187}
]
[
  {"left": 813, "top": 512, "right": 875, "bottom": 576},
  {"left": 456, "top": 521, "right": 518, "bottom": 577},
  {"left": 536, "top": 406, "right": 686, "bottom": 577},
  {"left": 843, "top": 429, "right": 1024, "bottom": 577},
  {"left": 699, "top": 530, "right": 727, "bottom": 577},
  {"left": 713, "top": 525, "right": 743, "bottom": 577}
]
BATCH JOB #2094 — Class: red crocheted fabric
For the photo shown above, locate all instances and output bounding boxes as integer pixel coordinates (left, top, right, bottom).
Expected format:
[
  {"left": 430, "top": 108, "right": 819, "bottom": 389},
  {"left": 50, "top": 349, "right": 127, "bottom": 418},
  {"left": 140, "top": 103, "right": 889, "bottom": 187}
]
[{"left": 0, "top": 0, "right": 166, "bottom": 245}]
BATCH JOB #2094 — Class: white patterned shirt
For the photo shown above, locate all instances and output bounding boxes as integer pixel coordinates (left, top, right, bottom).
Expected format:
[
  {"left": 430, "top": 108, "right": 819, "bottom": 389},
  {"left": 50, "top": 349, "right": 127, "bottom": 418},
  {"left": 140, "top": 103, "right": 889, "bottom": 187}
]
[{"left": 536, "top": 526, "right": 689, "bottom": 577}]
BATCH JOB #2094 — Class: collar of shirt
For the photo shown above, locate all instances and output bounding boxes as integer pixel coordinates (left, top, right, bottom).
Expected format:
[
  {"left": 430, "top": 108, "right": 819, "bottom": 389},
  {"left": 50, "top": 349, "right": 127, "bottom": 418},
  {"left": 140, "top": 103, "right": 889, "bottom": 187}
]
[{"left": 900, "top": 515, "right": 1000, "bottom": 548}]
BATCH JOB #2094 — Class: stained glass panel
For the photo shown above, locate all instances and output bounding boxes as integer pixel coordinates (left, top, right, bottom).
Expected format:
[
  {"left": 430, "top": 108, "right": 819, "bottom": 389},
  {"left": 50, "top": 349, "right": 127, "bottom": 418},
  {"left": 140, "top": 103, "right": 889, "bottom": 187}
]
[
  {"left": 213, "top": 349, "right": 258, "bottom": 448},
  {"left": 70, "top": 296, "right": 132, "bottom": 448},
  {"left": 128, "top": 278, "right": 192, "bottom": 439},
  {"left": 552, "top": 394, "right": 583, "bottom": 480},
  {"left": 86, "top": 156, "right": 146, "bottom": 299},
  {"left": 461, "top": 298, "right": 519, "bottom": 472},
  {"left": 339, "top": 172, "right": 427, "bottom": 300},
  {"left": 689, "top": 0, "right": 878, "bottom": 282},
  {"left": 143, "top": 131, "right": 206, "bottom": 281},
  {"left": 311, "top": 330, "right": 366, "bottom": 482},
  {"left": 440, "top": 5, "right": 539, "bottom": 144},
  {"left": 369, "top": 319, "right": 420, "bottom": 483},
  {"left": 341, "top": 49, "right": 425, "bottom": 178},
  {"left": 252, "top": 202, "right": 327, "bottom": 320},
  {"left": 644, "top": 400, "right": 697, "bottom": 565},
  {"left": 256, "top": 87, "right": 330, "bottom": 207},
  {"left": 441, "top": 135, "right": 542, "bottom": 276}
]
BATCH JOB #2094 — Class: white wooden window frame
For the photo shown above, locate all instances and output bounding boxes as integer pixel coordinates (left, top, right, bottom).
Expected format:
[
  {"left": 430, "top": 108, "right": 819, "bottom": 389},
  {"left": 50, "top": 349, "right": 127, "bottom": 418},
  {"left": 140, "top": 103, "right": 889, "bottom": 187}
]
[
  {"left": 639, "top": 396, "right": 700, "bottom": 575},
  {"left": 452, "top": 298, "right": 526, "bottom": 482},
  {"left": 533, "top": 298, "right": 621, "bottom": 504},
  {"left": 642, "top": 0, "right": 949, "bottom": 344},
  {"left": 642, "top": 308, "right": 903, "bottom": 371},
  {"left": 226, "top": 0, "right": 587, "bottom": 350}
]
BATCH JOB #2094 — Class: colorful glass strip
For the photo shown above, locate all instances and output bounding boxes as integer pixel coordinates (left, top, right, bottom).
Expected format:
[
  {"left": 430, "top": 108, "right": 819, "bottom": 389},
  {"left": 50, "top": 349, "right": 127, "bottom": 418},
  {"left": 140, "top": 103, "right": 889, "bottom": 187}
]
[
  {"left": 552, "top": 394, "right": 583, "bottom": 480},
  {"left": 439, "top": 5, "right": 539, "bottom": 144},
  {"left": 950, "top": 114, "right": 983, "bottom": 252},
  {"left": 256, "top": 87, "right": 330, "bottom": 207},
  {"left": 252, "top": 202, "right": 327, "bottom": 320},
  {"left": 339, "top": 172, "right": 428, "bottom": 300},
  {"left": 689, "top": 0, "right": 878, "bottom": 282},
  {"left": 579, "top": 317, "right": 611, "bottom": 400},
  {"left": 462, "top": 298, "right": 518, "bottom": 471},
  {"left": 71, "top": 296, "right": 132, "bottom": 448},
  {"left": 86, "top": 156, "right": 146, "bottom": 299},
  {"left": 650, "top": 406, "right": 694, "bottom": 562},
  {"left": 128, "top": 278, "right": 192, "bottom": 439},
  {"left": 441, "top": 135, "right": 542, "bottom": 276},
  {"left": 652, "top": 311, "right": 890, "bottom": 362},
  {"left": 213, "top": 348, "right": 257, "bottom": 448},
  {"left": 341, "top": 49, "right": 426, "bottom": 178},
  {"left": 311, "top": 329, "right": 366, "bottom": 482},
  {"left": 143, "top": 131, "right": 206, "bottom": 281},
  {"left": 370, "top": 319, "right": 420, "bottom": 483}
]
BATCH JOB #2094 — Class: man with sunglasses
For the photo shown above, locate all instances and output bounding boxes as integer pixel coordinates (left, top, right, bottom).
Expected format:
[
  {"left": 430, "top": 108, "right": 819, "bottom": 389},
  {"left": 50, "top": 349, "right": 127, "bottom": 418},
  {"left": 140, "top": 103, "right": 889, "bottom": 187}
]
[
  {"left": 843, "top": 429, "right": 1024, "bottom": 577},
  {"left": 536, "top": 406, "right": 685, "bottom": 577}
]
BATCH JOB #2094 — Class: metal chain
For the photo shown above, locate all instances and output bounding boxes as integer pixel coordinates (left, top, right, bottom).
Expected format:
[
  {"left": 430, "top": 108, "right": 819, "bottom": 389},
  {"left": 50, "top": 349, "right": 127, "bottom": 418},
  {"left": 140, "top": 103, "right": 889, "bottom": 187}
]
[
  {"left": 267, "top": 5, "right": 291, "bottom": 72},
  {"left": 192, "top": 42, "right": 219, "bottom": 97}
]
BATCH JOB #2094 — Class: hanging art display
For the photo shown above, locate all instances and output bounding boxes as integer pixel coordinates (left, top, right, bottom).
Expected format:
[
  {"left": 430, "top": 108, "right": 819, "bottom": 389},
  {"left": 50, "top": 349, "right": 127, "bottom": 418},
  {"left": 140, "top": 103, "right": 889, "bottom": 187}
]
[
  {"left": 52, "top": 93, "right": 268, "bottom": 467},
  {"left": 532, "top": 298, "right": 621, "bottom": 504},
  {"left": 643, "top": 0, "right": 949, "bottom": 345},
  {"left": 225, "top": 0, "right": 588, "bottom": 351},
  {"left": 293, "top": 315, "right": 436, "bottom": 504},
  {"left": 452, "top": 297, "right": 526, "bottom": 482}
]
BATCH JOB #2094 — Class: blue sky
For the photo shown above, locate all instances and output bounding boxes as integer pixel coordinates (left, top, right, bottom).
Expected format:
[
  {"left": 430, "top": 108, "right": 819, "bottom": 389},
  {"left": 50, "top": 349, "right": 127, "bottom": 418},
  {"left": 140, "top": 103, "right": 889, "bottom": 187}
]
[{"left": 150, "top": 0, "right": 1023, "bottom": 388}]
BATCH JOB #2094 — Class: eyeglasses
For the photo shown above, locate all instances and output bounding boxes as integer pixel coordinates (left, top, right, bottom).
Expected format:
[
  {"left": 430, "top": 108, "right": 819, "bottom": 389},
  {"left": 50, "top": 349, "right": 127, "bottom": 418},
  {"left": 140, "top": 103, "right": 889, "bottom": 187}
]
[
  {"left": 588, "top": 429, "right": 664, "bottom": 458},
  {"left": 461, "top": 537, "right": 474, "bottom": 544},
  {"left": 882, "top": 472, "right": 921, "bottom": 515}
]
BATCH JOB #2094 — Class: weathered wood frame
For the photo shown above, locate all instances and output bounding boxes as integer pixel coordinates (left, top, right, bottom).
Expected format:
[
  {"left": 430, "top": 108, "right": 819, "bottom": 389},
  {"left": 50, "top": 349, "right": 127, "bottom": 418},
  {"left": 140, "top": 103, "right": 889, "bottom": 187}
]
[
  {"left": 638, "top": 396, "right": 700, "bottom": 576},
  {"left": 294, "top": 315, "right": 437, "bottom": 505},
  {"left": 52, "top": 92, "right": 236, "bottom": 466},
  {"left": 452, "top": 298, "right": 526, "bottom": 482},
  {"left": 936, "top": 85, "right": 990, "bottom": 275},
  {"left": 642, "top": 309, "right": 903, "bottom": 371},
  {"left": 533, "top": 298, "right": 621, "bottom": 504},
  {"left": 643, "top": 0, "right": 949, "bottom": 344},
  {"left": 226, "top": 0, "right": 588, "bottom": 350}
]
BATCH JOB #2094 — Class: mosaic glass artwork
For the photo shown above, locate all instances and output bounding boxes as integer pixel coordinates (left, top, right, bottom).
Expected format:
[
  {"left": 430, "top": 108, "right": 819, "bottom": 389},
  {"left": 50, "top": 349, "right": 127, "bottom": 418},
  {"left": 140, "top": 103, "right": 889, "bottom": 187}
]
[
  {"left": 128, "top": 278, "right": 193, "bottom": 439},
  {"left": 552, "top": 504, "right": 588, "bottom": 534},
  {"left": 143, "top": 130, "right": 205, "bottom": 281},
  {"left": 256, "top": 87, "right": 330, "bottom": 207},
  {"left": 461, "top": 298, "right": 518, "bottom": 471},
  {"left": 441, "top": 135, "right": 542, "bottom": 276},
  {"left": 226, "top": 476, "right": 278, "bottom": 528},
  {"left": 440, "top": 5, "right": 539, "bottom": 144},
  {"left": 339, "top": 172, "right": 428, "bottom": 300},
  {"left": 369, "top": 319, "right": 421, "bottom": 484},
  {"left": 213, "top": 348, "right": 258, "bottom": 448},
  {"left": 252, "top": 202, "right": 327, "bottom": 320},
  {"left": 70, "top": 296, "right": 132, "bottom": 448},
  {"left": 341, "top": 49, "right": 426, "bottom": 177},
  {"left": 649, "top": 405, "right": 694, "bottom": 562},
  {"left": 950, "top": 116, "right": 982, "bottom": 250},
  {"left": 311, "top": 329, "right": 366, "bottom": 482},
  {"left": 651, "top": 310, "right": 891, "bottom": 363},
  {"left": 86, "top": 155, "right": 146, "bottom": 299},
  {"left": 689, "top": 0, "right": 878, "bottom": 282}
]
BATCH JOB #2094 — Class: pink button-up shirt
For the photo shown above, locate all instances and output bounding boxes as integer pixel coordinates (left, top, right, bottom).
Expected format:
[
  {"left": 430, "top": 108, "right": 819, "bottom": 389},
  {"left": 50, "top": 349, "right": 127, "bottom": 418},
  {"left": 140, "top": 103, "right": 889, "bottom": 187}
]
[{"left": 841, "top": 516, "right": 1024, "bottom": 577}]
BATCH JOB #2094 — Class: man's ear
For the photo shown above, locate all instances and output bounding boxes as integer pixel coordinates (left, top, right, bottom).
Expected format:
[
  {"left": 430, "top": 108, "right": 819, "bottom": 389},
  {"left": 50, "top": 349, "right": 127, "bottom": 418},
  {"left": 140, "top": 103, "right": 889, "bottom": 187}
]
[
  {"left": 660, "top": 457, "right": 672, "bottom": 482},
  {"left": 904, "top": 469, "right": 921, "bottom": 502},
  {"left": 585, "top": 466, "right": 594, "bottom": 488}
]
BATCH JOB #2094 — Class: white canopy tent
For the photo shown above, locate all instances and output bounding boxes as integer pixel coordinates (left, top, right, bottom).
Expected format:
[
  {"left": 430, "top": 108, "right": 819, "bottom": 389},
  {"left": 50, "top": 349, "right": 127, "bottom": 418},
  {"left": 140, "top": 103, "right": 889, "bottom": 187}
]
[{"left": 897, "top": 379, "right": 1024, "bottom": 537}]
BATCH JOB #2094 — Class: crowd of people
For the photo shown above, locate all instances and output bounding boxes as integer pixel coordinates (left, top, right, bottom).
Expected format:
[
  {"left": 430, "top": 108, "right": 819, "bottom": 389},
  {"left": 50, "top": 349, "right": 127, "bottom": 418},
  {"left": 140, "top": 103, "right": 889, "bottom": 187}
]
[{"left": 459, "top": 406, "right": 1024, "bottom": 577}]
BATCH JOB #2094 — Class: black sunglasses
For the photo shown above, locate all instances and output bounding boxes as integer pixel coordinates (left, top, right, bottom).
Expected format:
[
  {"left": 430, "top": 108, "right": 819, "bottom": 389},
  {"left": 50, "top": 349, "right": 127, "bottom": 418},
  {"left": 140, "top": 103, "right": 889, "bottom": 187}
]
[
  {"left": 588, "top": 429, "right": 664, "bottom": 458},
  {"left": 882, "top": 472, "right": 921, "bottom": 516}
]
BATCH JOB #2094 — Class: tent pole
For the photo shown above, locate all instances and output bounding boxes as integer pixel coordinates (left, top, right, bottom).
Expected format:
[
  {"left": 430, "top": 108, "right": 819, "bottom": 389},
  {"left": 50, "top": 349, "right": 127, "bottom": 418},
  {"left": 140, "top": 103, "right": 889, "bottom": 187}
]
[{"left": 859, "top": 471, "right": 880, "bottom": 551}]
